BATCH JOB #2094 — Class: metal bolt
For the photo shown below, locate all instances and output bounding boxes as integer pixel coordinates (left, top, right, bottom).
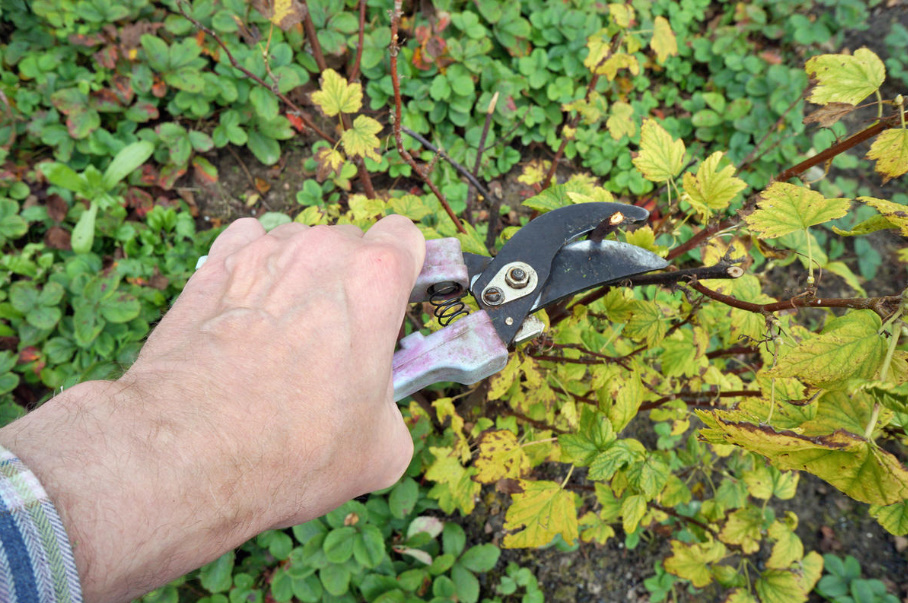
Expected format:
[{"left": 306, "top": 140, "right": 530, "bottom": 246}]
[
  {"left": 483, "top": 287, "right": 504, "bottom": 306},
  {"left": 505, "top": 267, "right": 529, "bottom": 289}
]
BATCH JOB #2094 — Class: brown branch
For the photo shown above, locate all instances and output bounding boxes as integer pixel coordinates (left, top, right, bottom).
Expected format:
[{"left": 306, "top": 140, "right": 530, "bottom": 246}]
[
  {"left": 649, "top": 503, "right": 718, "bottom": 537},
  {"left": 177, "top": 3, "right": 335, "bottom": 144},
  {"left": 300, "top": 1, "right": 327, "bottom": 71},
  {"left": 348, "top": 0, "right": 367, "bottom": 82},
  {"left": 639, "top": 390, "right": 761, "bottom": 412},
  {"left": 389, "top": 1, "right": 466, "bottom": 234},
  {"left": 690, "top": 281, "right": 902, "bottom": 319},
  {"left": 668, "top": 111, "right": 902, "bottom": 261},
  {"left": 466, "top": 91, "right": 498, "bottom": 223},
  {"left": 500, "top": 408, "right": 569, "bottom": 434},
  {"left": 401, "top": 127, "right": 493, "bottom": 199},
  {"left": 551, "top": 386, "right": 598, "bottom": 406},
  {"left": 705, "top": 345, "right": 758, "bottom": 359}
]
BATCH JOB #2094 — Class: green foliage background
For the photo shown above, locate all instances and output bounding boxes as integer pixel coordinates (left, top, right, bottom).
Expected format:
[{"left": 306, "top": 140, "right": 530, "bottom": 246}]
[{"left": 1, "top": 0, "right": 907, "bottom": 601}]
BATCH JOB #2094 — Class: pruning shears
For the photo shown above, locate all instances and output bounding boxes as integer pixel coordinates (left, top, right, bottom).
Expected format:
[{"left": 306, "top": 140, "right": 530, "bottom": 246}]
[{"left": 392, "top": 202, "right": 669, "bottom": 401}]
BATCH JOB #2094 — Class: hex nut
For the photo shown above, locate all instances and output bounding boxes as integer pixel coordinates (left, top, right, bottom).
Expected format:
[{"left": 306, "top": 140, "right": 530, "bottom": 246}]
[{"left": 505, "top": 267, "right": 529, "bottom": 289}]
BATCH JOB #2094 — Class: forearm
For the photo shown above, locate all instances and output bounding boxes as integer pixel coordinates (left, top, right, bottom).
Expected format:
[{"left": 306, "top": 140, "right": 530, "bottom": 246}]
[{"left": 0, "top": 379, "right": 259, "bottom": 603}]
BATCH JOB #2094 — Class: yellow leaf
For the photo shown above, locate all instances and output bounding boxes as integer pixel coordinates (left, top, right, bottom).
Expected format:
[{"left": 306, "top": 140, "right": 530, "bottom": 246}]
[
  {"left": 866, "top": 129, "right": 908, "bottom": 184},
  {"left": 756, "top": 569, "right": 808, "bottom": 603},
  {"left": 769, "top": 310, "right": 887, "bottom": 389},
  {"left": 609, "top": 3, "right": 634, "bottom": 28},
  {"left": 621, "top": 493, "right": 647, "bottom": 533},
  {"left": 474, "top": 430, "right": 531, "bottom": 483},
  {"left": 608, "top": 373, "right": 644, "bottom": 432},
  {"left": 583, "top": 30, "right": 611, "bottom": 71},
  {"left": 869, "top": 500, "right": 908, "bottom": 535},
  {"left": 578, "top": 511, "right": 616, "bottom": 544},
  {"left": 698, "top": 409, "right": 908, "bottom": 505},
  {"left": 743, "top": 182, "right": 850, "bottom": 239},
  {"left": 503, "top": 480, "right": 578, "bottom": 548},
  {"left": 719, "top": 507, "right": 764, "bottom": 553},
  {"left": 314, "top": 146, "right": 345, "bottom": 182},
  {"left": 340, "top": 115, "right": 382, "bottom": 162},
  {"left": 767, "top": 520, "right": 804, "bottom": 569},
  {"left": 623, "top": 225, "right": 668, "bottom": 256},
  {"left": 311, "top": 68, "right": 362, "bottom": 117},
  {"left": 252, "top": 0, "right": 305, "bottom": 30},
  {"left": 650, "top": 16, "right": 678, "bottom": 64},
  {"left": 805, "top": 48, "right": 886, "bottom": 106},
  {"left": 726, "top": 589, "right": 758, "bottom": 603},
  {"left": 633, "top": 119, "right": 685, "bottom": 182},
  {"left": 607, "top": 101, "right": 636, "bottom": 140},
  {"left": 598, "top": 52, "right": 640, "bottom": 80},
  {"left": 563, "top": 91, "right": 607, "bottom": 124},
  {"left": 683, "top": 151, "right": 747, "bottom": 221},
  {"left": 517, "top": 159, "right": 551, "bottom": 186},
  {"left": 433, "top": 397, "right": 471, "bottom": 462},
  {"left": 425, "top": 447, "right": 480, "bottom": 514},
  {"left": 624, "top": 300, "right": 669, "bottom": 347},
  {"left": 664, "top": 539, "right": 727, "bottom": 587}
]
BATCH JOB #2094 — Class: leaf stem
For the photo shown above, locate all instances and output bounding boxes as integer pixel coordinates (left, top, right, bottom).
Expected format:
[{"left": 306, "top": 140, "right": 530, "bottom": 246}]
[
  {"left": 876, "top": 89, "right": 884, "bottom": 120},
  {"left": 864, "top": 315, "right": 902, "bottom": 439},
  {"left": 560, "top": 465, "right": 575, "bottom": 489}
]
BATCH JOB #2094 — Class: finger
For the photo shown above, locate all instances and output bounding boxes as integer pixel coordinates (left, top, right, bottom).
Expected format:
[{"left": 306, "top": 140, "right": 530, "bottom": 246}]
[
  {"left": 207, "top": 218, "right": 266, "bottom": 261},
  {"left": 364, "top": 215, "right": 426, "bottom": 282},
  {"left": 265, "top": 222, "right": 309, "bottom": 240}
]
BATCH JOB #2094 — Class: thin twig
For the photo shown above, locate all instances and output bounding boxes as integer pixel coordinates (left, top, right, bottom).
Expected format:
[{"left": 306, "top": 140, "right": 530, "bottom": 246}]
[
  {"left": 705, "top": 346, "right": 758, "bottom": 359},
  {"left": 402, "top": 127, "right": 493, "bottom": 200},
  {"left": 737, "top": 87, "right": 809, "bottom": 172},
  {"left": 467, "top": 92, "right": 499, "bottom": 221},
  {"left": 690, "top": 281, "right": 903, "bottom": 319},
  {"left": 389, "top": 1, "right": 466, "bottom": 234},
  {"left": 650, "top": 503, "right": 719, "bottom": 537},
  {"left": 177, "top": 2, "right": 335, "bottom": 143},
  {"left": 348, "top": 0, "right": 367, "bottom": 82}
]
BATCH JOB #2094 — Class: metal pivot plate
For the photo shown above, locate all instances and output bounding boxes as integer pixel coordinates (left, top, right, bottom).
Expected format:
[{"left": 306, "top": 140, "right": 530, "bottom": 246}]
[
  {"left": 480, "top": 262, "right": 538, "bottom": 306},
  {"left": 471, "top": 202, "right": 652, "bottom": 345}
]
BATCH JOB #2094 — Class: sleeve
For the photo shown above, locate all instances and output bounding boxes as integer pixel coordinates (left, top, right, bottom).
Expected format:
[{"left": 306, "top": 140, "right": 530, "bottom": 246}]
[{"left": 0, "top": 445, "right": 82, "bottom": 603}]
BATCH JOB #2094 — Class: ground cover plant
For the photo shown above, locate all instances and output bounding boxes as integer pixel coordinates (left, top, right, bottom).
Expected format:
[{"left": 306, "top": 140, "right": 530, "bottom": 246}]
[{"left": 1, "top": 0, "right": 907, "bottom": 601}]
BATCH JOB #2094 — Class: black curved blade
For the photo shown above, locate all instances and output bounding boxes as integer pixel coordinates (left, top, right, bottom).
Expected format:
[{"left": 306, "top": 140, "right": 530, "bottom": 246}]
[
  {"left": 470, "top": 202, "right": 651, "bottom": 344},
  {"left": 530, "top": 240, "right": 669, "bottom": 311}
]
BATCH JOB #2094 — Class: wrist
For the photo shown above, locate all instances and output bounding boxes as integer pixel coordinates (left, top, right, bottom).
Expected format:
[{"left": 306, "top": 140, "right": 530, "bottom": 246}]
[{"left": 0, "top": 379, "right": 259, "bottom": 603}]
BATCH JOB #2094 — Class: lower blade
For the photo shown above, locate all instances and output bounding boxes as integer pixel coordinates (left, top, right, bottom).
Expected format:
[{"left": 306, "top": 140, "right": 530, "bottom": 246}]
[{"left": 531, "top": 240, "right": 669, "bottom": 311}]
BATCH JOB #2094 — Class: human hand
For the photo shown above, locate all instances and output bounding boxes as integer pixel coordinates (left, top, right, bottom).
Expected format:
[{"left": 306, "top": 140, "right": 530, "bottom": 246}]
[{"left": 0, "top": 215, "right": 425, "bottom": 602}]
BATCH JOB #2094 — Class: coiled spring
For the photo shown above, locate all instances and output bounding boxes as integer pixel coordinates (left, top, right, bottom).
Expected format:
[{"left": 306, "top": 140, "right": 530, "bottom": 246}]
[{"left": 428, "top": 282, "right": 470, "bottom": 326}]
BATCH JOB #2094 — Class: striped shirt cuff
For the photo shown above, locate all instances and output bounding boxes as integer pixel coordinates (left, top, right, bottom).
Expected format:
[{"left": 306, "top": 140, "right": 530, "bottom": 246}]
[{"left": 0, "top": 445, "right": 82, "bottom": 603}]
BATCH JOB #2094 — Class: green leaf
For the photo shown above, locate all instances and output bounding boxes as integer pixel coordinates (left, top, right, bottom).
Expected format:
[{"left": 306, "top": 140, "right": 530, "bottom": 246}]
[
  {"left": 769, "top": 310, "right": 886, "bottom": 388},
  {"left": 41, "top": 163, "right": 87, "bottom": 195},
  {"left": 502, "top": 480, "right": 578, "bottom": 548},
  {"left": 352, "top": 525, "right": 385, "bottom": 568},
  {"left": 340, "top": 115, "right": 382, "bottom": 163},
  {"left": 250, "top": 87, "right": 280, "bottom": 121},
  {"left": 72, "top": 202, "right": 99, "bottom": 254},
  {"left": 744, "top": 183, "right": 850, "bottom": 239},
  {"left": 869, "top": 500, "right": 908, "bottom": 535},
  {"left": 311, "top": 68, "right": 361, "bottom": 117},
  {"left": 0, "top": 371, "right": 19, "bottom": 396},
  {"left": 664, "top": 539, "right": 726, "bottom": 587},
  {"left": 589, "top": 439, "right": 645, "bottom": 480},
  {"left": 26, "top": 306, "right": 61, "bottom": 330},
  {"left": 9, "top": 282, "right": 38, "bottom": 313},
  {"left": 323, "top": 526, "right": 356, "bottom": 564},
  {"left": 559, "top": 406, "right": 616, "bottom": 466},
  {"left": 199, "top": 551, "right": 234, "bottom": 593},
  {"left": 247, "top": 131, "right": 282, "bottom": 166},
  {"left": 805, "top": 48, "right": 886, "bottom": 106},
  {"left": 624, "top": 300, "right": 668, "bottom": 347},
  {"left": 443, "top": 522, "right": 466, "bottom": 557},
  {"left": 102, "top": 141, "right": 154, "bottom": 190},
  {"left": 319, "top": 563, "right": 351, "bottom": 596},
  {"left": 866, "top": 130, "right": 908, "bottom": 184},
  {"left": 389, "top": 477, "right": 419, "bottom": 519},
  {"left": 698, "top": 409, "right": 908, "bottom": 505},
  {"left": 99, "top": 292, "right": 141, "bottom": 323},
  {"left": 767, "top": 520, "right": 804, "bottom": 569},
  {"left": 451, "top": 564, "right": 479, "bottom": 603},
  {"left": 632, "top": 119, "right": 685, "bottom": 183},
  {"left": 459, "top": 544, "right": 500, "bottom": 573}
]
